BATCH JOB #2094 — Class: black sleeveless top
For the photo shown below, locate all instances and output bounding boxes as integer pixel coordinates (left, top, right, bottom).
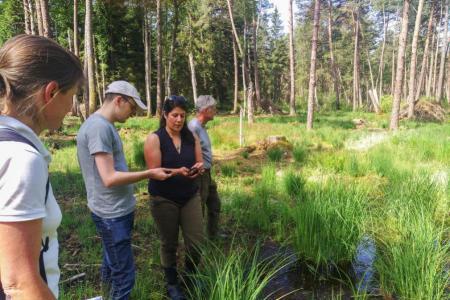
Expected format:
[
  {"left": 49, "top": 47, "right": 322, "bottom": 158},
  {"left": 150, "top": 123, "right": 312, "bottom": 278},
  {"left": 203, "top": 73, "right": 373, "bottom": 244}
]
[{"left": 148, "top": 127, "right": 198, "bottom": 204}]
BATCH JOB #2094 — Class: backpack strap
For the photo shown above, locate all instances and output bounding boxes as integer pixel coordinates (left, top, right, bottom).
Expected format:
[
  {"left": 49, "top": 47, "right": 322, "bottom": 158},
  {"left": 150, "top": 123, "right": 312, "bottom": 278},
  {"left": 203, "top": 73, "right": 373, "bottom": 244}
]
[
  {"left": 0, "top": 128, "right": 50, "bottom": 284},
  {"left": 39, "top": 237, "right": 50, "bottom": 283},
  {"left": 0, "top": 128, "right": 38, "bottom": 150},
  {"left": 0, "top": 128, "right": 50, "bottom": 201}
]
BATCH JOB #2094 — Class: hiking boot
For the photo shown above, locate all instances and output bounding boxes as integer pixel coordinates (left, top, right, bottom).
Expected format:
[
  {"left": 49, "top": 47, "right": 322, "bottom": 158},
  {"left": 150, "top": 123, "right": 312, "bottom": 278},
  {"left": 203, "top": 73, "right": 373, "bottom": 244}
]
[
  {"left": 208, "top": 229, "right": 230, "bottom": 240},
  {"left": 166, "top": 283, "right": 187, "bottom": 300}
]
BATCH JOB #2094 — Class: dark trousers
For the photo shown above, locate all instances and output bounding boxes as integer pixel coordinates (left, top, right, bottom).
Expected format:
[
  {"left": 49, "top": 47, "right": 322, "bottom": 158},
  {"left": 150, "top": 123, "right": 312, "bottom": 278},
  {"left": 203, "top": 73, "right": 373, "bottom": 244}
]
[
  {"left": 197, "top": 169, "right": 221, "bottom": 237},
  {"left": 150, "top": 193, "right": 204, "bottom": 269},
  {"left": 91, "top": 212, "right": 135, "bottom": 300}
]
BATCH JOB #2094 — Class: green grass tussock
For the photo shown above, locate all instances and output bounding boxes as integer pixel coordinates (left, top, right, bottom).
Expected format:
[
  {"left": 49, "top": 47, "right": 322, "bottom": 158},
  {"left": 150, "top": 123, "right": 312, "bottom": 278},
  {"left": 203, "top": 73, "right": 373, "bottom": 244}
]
[
  {"left": 132, "top": 137, "right": 146, "bottom": 169},
  {"left": 376, "top": 215, "right": 449, "bottom": 300},
  {"left": 292, "top": 181, "right": 369, "bottom": 265},
  {"left": 292, "top": 143, "right": 308, "bottom": 163},
  {"left": 282, "top": 170, "right": 306, "bottom": 201},
  {"left": 187, "top": 242, "right": 288, "bottom": 300},
  {"left": 266, "top": 146, "right": 284, "bottom": 162}
]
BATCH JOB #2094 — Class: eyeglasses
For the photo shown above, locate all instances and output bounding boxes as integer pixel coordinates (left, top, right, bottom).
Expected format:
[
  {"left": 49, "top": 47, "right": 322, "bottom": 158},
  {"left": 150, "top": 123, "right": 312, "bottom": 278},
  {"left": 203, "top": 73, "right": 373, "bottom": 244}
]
[{"left": 122, "top": 96, "right": 137, "bottom": 111}]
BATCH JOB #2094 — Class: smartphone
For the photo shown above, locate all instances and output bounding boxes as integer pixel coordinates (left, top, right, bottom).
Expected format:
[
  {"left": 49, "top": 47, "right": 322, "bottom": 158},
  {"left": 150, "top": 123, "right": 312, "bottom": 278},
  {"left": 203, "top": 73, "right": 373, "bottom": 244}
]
[{"left": 188, "top": 167, "right": 199, "bottom": 176}]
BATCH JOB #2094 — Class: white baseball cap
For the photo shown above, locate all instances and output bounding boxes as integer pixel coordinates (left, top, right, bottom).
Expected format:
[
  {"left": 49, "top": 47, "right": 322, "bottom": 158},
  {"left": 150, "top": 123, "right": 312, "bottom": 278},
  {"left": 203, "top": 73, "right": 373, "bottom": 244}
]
[{"left": 105, "top": 80, "right": 147, "bottom": 110}]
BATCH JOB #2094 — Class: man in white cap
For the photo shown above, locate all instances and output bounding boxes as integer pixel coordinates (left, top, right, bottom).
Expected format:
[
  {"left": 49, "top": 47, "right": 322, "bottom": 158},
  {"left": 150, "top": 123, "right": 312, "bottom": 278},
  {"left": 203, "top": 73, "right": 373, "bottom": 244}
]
[
  {"left": 76, "top": 81, "right": 171, "bottom": 300},
  {"left": 188, "top": 95, "right": 222, "bottom": 239}
]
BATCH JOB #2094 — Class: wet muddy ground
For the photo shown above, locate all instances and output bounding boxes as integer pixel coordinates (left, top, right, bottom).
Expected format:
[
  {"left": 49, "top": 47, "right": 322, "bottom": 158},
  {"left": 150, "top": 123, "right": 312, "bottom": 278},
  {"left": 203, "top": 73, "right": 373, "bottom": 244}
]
[{"left": 259, "top": 240, "right": 383, "bottom": 300}]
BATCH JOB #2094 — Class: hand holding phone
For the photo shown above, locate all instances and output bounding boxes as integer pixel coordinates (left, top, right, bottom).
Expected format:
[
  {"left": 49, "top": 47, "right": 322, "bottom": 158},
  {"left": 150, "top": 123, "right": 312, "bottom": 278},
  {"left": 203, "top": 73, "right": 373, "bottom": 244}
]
[{"left": 188, "top": 167, "right": 199, "bottom": 176}]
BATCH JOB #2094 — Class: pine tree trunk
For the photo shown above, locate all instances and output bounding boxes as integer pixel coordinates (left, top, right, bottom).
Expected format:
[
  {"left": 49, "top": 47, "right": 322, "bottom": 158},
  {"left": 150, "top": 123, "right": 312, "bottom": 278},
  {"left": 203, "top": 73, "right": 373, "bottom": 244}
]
[
  {"left": 40, "top": 0, "right": 51, "bottom": 38},
  {"left": 403, "top": 57, "right": 408, "bottom": 100},
  {"left": 93, "top": 38, "right": 103, "bottom": 106},
  {"left": 335, "top": 68, "right": 349, "bottom": 104},
  {"left": 327, "top": 0, "right": 340, "bottom": 110},
  {"left": 244, "top": 20, "right": 254, "bottom": 124},
  {"left": 28, "top": 0, "right": 36, "bottom": 35},
  {"left": 431, "top": 5, "right": 442, "bottom": 96},
  {"left": 415, "top": 2, "right": 434, "bottom": 102},
  {"left": 242, "top": 25, "right": 247, "bottom": 115},
  {"left": 252, "top": 15, "right": 261, "bottom": 111},
  {"left": 391, "top": 47, "right": 396, "bottom": 95},
  {"left": 226, "top": 0, "right": 244, "bottom": 56},
  {"left": 73, "top": 0, "right": 78, "bottom": 56},
  {"left": 71, "top": 0, "right": 80, "bottom": 116},
  {"left": 407, "top": 0, "right": 425, "bottom": 117},
  {"left": 144, "top": 10, "right": 152, "bottom": 117},
  {"left": 247, "top": 81, "right": 254, "bottom": 124},
  {"left": 35, "top": 0, "right": 43, "bottom": 36},
  {"left": 390, "top": 0, "right": 410, "bottom": 130},
  {"left": 226, "top": 0, "right": 248, "bottom": 115},
  {"left": 306, "top": 0, "right": 321, "bottom": 130},
  {"left": 288, "top": 0, "right": 296, "bottom": 115},
  {"left": 366, "top": 50, "right": 380, "bottom": 113},
  {"left": 23, "top": 0, "right": 31, "bottom": 34},
  {"left": 85, "top": 0, "right": 96, "bottom": 115},
  {"left": 426, "top": 31, "right": 436, "bottom": 97},
  {"left": 436, "top": 0, "right": 448, "bottom": 103},
  {"left": 83, "top": 46, "right": 89, "bottom": 119},
  {"left": 377, "top": 5, "right": 388, "bottom": 101},
  {"left": 431, "top": 31, "right": 439, "bottom": 96},
  {"left": 232, "top": 34, "right": 239, "bottom": 113},
  {"left": 101, "top": 65, "right": 105, "bottom": 100},
  {"left": 67, "top": 28, "right": 72, "bottom": 51},
  {"left": 156, "top": 0, "right": 163, "bottom": 116},
  {"left": 188, "top": 52, "right": 198, "bottom": 105},
  {"left": 446, "top": 52, "right": 450, "bottom": 103},
  {"left": 166, "top": 0, "right": 178, "bottom": 97},
  {"left": 352, "top": 6, "right": 361, "bottom": 111}
]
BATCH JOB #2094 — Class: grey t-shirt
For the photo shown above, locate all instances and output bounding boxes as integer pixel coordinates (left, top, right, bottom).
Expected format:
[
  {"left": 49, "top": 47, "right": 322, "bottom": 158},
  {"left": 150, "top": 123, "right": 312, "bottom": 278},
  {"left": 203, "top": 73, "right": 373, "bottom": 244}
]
[
  {"left": 76, "top": 113, "right": 135, "bottom": 218},
  {"left": 188, "top": 118, "right": 212, "bottom": 169}
]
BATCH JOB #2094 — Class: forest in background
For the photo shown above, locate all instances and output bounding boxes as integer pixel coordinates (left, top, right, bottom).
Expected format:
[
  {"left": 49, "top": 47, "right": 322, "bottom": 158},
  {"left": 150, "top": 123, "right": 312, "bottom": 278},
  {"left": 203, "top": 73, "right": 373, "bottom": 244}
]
[{"left": 0, "top": 0, "right": 448, "bottom": 129}]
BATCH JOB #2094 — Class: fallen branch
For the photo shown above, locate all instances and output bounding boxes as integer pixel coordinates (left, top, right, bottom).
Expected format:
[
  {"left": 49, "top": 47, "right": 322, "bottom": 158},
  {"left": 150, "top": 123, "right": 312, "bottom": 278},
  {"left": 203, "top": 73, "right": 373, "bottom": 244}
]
[
  {"left": 131, "top": 244, "right": 145, "bottom": 251},
  {"left": 60, "top": 272, "right": 86, "bottom": 284},
  {"left": 63, "top": 263, "right": 101, "bottom": 269}
]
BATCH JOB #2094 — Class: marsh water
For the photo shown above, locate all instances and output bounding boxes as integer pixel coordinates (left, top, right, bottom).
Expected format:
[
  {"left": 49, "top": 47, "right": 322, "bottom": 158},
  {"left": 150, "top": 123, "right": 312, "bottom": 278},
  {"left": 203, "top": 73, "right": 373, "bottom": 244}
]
[{"left": 259, "top": 236, "right": 379, "bottom": 299}]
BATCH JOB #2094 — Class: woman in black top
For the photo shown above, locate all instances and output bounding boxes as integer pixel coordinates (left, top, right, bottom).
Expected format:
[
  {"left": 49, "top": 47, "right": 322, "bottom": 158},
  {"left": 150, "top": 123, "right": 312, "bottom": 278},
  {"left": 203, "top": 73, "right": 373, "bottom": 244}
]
[{"left": 144, "top": 96, "right": 204, "bottom": 299}]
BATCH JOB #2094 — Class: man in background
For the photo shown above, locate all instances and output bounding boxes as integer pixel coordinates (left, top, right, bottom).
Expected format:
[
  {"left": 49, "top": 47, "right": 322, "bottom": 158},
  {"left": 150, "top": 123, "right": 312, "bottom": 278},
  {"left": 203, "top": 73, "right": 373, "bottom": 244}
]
[{"left": 188, "top": 95, "right": 222, "bottom": 239}]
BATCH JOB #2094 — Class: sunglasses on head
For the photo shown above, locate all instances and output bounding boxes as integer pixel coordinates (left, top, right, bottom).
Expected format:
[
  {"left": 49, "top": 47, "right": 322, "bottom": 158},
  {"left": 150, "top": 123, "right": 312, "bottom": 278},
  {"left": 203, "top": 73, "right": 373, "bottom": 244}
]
[{"left": 165, "top": 95, "right": 187, "bottom": 104}]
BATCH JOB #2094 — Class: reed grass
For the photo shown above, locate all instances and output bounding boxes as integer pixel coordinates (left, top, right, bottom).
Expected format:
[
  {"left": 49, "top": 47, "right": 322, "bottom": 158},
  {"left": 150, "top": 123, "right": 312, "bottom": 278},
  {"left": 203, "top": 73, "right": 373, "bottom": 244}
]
[
  {"left": 292, "top": 181, "right": 368, "bottom": 265},
  {"left": 376, "top": 215, "right": 449, "bottom": 299},
  {"left": 266, "top": 146, "right": 284, "bottom": 162},
  {"left": 186, "top": 242, "right": 289, "bottom": 300},
  {"left": 282, "top": 170, "right": 306, "bottom": 200}
]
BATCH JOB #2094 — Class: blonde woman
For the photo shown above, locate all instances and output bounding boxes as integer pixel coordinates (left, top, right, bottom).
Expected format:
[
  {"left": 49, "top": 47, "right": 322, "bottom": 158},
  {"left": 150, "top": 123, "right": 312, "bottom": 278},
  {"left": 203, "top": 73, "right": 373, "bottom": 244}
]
[{"left": 0, "top": 35, "right": 83, "bottom": 299}]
